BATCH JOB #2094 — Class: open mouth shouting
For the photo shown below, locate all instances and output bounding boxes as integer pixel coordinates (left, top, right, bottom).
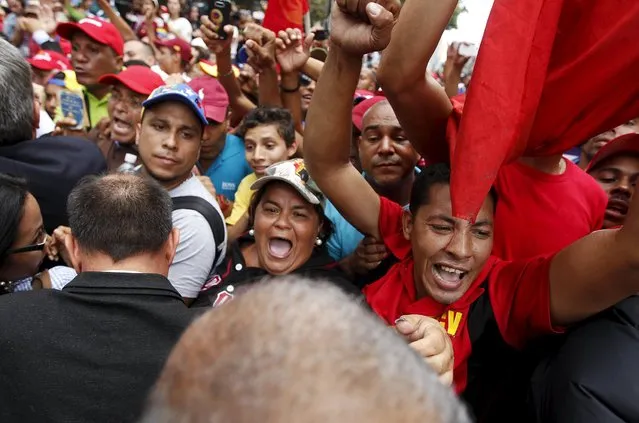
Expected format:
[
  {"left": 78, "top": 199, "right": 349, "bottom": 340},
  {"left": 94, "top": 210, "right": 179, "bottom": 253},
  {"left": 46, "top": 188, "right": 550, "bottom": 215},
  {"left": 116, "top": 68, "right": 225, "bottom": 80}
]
[
  {"left": 268, "top": 236, "right": 294, "bottom": 259},
  {"left": 431, "top": 263, "right": 469, "bottom": 291}
]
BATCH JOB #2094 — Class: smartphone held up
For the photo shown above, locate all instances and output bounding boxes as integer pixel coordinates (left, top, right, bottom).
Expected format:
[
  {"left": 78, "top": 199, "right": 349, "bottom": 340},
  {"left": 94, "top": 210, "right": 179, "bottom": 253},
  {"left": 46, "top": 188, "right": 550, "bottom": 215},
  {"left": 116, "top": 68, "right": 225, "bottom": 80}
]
[{"left": 209, "top": 0, "right": 232, "bottom": 39}]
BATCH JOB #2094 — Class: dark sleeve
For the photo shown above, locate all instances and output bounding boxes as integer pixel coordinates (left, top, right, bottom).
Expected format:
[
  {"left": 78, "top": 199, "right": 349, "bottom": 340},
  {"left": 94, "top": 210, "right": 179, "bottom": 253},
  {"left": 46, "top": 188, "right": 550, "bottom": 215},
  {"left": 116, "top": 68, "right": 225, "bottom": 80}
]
[{"left": 530, "top": 300, "right": 639, "bottom": 423}]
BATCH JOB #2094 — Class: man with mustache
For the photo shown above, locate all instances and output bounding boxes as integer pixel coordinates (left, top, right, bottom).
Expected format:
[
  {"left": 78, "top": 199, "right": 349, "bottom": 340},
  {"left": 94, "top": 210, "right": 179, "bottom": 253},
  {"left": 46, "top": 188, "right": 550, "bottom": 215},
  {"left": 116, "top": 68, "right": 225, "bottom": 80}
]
[
  {"left": 586, "top": 133, "right": 639, "bottom": 228},
  {"left": 327, "top": 98, "right": 420, "bottom": 268}
]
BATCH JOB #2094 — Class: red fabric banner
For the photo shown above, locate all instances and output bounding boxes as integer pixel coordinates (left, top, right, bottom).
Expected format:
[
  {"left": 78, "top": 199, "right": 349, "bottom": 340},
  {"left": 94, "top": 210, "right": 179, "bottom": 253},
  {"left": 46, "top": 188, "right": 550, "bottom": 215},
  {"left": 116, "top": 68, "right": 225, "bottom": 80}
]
[
  {"left": 262, "top": 0, "right": 309, "bottom": 34},
  {"left": 450, "top": 0, "right": 639, "bottom": 220}
]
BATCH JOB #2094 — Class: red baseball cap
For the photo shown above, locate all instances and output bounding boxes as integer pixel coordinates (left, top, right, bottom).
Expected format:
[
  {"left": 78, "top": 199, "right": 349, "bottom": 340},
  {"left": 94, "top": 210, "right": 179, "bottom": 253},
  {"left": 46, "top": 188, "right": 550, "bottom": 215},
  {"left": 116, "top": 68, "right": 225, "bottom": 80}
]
[
  {"left": 586, "top": 133, "right": 639, "bottom": 172},
  {"left": 56, "top": 18, "right": 124, "bottom": 56},
  {"left": 98, "top": 66, "right": 165, "bottom": 95},
  {"left": 154, "top": 37, "right": 193, "bottom": 63},
  {"left": 352, "top": 96, "right": 387, "bottom": 131},
  {"left": 28, "top": 50, "right": 71, "bottom": 71},
  {"left": 188, "top": 76, "right": 229, "bottom": 123}
]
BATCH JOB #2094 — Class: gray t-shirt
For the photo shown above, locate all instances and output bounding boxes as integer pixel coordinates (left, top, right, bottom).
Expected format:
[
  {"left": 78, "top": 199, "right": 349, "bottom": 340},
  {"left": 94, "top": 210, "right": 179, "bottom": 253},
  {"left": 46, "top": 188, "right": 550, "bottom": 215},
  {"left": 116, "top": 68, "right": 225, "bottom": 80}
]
[{"left": 169, "top": 176, "right": 228, "bottom": 298}]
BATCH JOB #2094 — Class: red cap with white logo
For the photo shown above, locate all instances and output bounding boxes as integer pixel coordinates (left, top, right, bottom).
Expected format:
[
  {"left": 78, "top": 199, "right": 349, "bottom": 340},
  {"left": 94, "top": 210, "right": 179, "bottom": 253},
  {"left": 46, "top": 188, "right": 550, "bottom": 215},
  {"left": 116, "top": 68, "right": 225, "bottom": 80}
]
[
  {"left": 28, "top": 50, "right": 71, "bottom": 71},
  {"left": 56, "top": 18, "right": 124, "bottom": 56}
]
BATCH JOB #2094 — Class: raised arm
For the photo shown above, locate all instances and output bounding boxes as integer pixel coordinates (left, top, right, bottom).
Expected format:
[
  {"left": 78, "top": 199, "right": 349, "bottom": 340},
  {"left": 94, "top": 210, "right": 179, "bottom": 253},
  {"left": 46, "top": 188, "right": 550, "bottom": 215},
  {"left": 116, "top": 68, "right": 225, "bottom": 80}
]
[
  {"left": 200, "top": 21, "right": 256, "bottom": 121},
  {"left": 549, "top": 191, "right": 639, "bottom": 325},
  {"left": 301, "top": 57, "right": 324, "bottom": 81},
  {"left": 97, "top": 0, "right": 137, "bottom": 42},
  {"left": 275, "top": 28, "right": 315, "bottom": 134},
  {"left": 305, "top": 0, "right": 398, "bottom": 239},
  {"left": 376, "top": 0, "right": 457, "bottom": 161}
]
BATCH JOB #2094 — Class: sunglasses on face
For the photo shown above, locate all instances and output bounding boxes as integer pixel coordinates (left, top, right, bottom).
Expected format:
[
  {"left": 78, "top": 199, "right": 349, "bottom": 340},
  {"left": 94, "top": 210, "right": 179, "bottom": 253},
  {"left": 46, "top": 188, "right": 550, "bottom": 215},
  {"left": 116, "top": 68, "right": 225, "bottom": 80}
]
[{"left": 4, "top": 233, "right": 49, "bottom": 256}]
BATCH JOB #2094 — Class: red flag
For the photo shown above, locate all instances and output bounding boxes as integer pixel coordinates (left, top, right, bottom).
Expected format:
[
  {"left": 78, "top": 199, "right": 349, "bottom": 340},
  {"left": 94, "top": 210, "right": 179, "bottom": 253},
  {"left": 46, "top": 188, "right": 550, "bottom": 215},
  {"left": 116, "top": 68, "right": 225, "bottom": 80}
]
[
  {"left": 450, "top": 0, "right": 639, "bottom": 220},
  {"left": 262, "top": 0, "right": 309, "bottom": 34}
]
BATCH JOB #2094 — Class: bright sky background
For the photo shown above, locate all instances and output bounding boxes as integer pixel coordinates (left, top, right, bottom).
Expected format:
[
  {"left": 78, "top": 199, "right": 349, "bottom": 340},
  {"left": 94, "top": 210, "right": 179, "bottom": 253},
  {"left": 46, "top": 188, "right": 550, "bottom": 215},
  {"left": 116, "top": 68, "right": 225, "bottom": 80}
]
[
  {"left": 454, "top": 0, "right": 495, "bottom": 44},
  {"left": 429, "top": 0, "right": 495, "bottom": 70}
]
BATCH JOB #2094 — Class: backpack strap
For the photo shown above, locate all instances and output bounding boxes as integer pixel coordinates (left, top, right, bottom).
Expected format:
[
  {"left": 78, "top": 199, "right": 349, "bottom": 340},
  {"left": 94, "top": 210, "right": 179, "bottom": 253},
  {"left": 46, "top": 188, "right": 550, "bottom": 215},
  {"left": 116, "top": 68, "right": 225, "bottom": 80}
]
[{"left": 172, "top": 196, "right": 226, "bottom": 267}]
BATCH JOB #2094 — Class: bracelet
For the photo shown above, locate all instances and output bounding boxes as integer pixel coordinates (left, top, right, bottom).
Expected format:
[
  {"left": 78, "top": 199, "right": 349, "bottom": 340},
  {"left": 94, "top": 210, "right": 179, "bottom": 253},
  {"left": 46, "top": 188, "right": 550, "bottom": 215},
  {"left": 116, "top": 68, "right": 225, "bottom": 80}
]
[
  {"left": 220, "top": 69, "right": 235, "bottom": 78},
  {"left": 280, "top": 83, "right": 300, "bottom": 93}
]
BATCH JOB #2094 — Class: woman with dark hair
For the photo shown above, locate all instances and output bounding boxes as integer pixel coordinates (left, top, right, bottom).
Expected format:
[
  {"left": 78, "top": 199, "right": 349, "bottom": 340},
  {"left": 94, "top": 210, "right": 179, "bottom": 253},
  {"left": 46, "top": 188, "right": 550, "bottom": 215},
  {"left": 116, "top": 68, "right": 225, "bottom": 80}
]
[
  {"left": 193, "top": 159, "right": 358, "bottom": 307},
  {"left": 0, "top": 173, "right": 51, "bottom": 294}
]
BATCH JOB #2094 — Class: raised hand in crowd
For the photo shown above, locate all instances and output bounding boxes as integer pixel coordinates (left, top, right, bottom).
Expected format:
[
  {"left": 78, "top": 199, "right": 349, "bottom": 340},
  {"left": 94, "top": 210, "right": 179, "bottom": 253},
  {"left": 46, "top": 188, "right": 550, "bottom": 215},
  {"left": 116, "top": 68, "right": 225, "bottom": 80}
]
[
  {"left": 200, "top": 20, "right": 256, "bottom": 122},
  {"left": 444, "top": 42, "right": 471, "bottom": 98},
  {"left": 53, "top": 116, "right": 89, "bottom": 138},
  {"left": 330, "top": 0, "right": 400, "bottom": 56},
  {"left": 341, "top": 236, "right": 388, "bottom": 277},
  {"left": 200, "top": 19, "right": 234, "bottom": 55},
  {"left": 275, "top": 28, "right": 314, "bottom": 74},
  {"left": 395, "top": 315, "right": 455, "bottom": 386},
  {"left": 243, "top": 23, "right": 277, "bottom": 74}
]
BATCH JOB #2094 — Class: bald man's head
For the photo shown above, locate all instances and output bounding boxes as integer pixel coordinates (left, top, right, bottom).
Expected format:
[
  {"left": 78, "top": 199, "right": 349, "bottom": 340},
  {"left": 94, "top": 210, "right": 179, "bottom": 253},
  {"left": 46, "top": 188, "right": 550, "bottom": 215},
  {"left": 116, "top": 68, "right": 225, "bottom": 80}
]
[
  {"left": 141, "top": 278, "right": 469, "bottom": 423},
  {"left": 124, "top": 40, "right": 156, "bottom": 67}
]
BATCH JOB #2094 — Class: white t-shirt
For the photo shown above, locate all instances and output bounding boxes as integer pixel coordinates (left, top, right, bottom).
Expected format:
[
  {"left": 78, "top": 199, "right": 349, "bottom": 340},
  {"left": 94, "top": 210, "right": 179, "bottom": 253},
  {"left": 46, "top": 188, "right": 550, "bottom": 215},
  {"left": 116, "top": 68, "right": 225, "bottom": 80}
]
[
  {"left": 166, "top": 17, "right": 193, "bottom": 42},
  {"left": 169, "top": 176, "right": 227, "bottom": 298}
]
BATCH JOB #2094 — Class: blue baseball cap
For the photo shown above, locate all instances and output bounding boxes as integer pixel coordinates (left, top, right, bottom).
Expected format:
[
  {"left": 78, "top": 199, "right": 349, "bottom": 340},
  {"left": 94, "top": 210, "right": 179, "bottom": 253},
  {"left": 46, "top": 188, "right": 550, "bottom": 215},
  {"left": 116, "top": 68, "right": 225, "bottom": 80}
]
[{"left": 142, "top": 83, "right": 208, "bottom": 126}]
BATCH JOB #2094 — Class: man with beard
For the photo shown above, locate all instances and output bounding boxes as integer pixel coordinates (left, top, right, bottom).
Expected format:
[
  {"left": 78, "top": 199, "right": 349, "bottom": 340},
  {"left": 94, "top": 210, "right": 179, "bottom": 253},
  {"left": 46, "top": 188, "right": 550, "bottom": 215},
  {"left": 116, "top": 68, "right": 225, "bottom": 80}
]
[
  {"left": 56, "top": 18, "right": 123, "bottom": 129},
  {"left": 578, "top": 119, "right": 638, "bottom": 170},
  {"left": 586, "top": 133, "right": 639, "bottom": 228},
  {"left": 327, "top": 98, "right": 420, "bottom": 265},
  {"left": 96, "top": 65, "right": 164, "bottom": 170}
]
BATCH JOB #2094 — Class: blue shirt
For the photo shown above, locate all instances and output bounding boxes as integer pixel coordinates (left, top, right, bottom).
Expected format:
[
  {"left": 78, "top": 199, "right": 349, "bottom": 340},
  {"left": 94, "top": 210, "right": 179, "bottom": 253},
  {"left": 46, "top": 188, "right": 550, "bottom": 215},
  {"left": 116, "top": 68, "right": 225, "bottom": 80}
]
[
  {"left": 204, "top": 134, "right": 253, "bottom": 202},
  {"left": 326, "top": 168, "right": 421, "bottom": 261},
  {"left": 326, "top": 201, "right": 364, "bottom": 261}
]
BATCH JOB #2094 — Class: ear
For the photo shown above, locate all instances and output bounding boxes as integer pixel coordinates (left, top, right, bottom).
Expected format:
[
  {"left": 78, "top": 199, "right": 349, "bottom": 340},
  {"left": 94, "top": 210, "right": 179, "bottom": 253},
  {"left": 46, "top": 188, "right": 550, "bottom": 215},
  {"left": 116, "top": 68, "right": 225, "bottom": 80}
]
[
  {"left": 115, "top": 55, "right": 124, "bottom": 71},
  {"left": 135, "top": 122, "right": 142, "bottom": 145},
  {"left": 163, "top": 227, "right": 180, "bottom": 266},
  {"left": 32, "top": 98, "right": 40, "bottom": 135},
  {"left": 401, "top": 209, "right": 413, "bottom": 242},
  {"left": 64, "top": 234, "right": 83, "bottom": 273},
  {"left": 287, "top": 139, "right": 298, "bottom": 158}
]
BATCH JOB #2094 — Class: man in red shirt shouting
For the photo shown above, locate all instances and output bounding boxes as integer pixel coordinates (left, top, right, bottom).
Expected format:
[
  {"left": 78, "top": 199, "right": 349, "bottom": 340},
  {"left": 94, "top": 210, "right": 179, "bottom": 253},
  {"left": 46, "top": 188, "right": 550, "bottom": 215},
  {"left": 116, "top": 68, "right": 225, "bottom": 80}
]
[{"left": 304, "top": 0, "right": 639, "bottom": 408}]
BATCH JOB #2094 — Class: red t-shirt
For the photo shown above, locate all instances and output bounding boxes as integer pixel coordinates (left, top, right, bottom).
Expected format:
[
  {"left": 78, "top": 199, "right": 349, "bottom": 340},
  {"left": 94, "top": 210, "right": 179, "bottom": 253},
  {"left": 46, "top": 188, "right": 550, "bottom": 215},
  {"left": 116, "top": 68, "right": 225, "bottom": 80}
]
[
  {"left": 492, "top": 159, "right": 607, "bottom": 260},
  {"left": 363, "top": 197, "right": 560, "bottom": 394}
]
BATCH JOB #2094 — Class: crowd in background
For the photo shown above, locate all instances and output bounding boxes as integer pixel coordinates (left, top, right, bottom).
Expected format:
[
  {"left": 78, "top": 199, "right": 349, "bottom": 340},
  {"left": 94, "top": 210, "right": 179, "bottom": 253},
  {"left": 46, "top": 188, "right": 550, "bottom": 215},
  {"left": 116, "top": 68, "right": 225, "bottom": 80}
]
[{"left": 1, "top": 0, "right": 639, "bottom": 422}]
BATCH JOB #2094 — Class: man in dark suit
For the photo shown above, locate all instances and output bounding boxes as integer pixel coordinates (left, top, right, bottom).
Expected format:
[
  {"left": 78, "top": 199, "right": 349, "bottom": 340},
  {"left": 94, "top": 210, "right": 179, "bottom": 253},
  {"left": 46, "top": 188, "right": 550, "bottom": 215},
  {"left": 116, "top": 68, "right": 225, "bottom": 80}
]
[
  {"left": 0, "top": 38, "right": 106, "bottom": 233},
  {"left": 0, "top": 173, "right": 200, "bottom": 423}
]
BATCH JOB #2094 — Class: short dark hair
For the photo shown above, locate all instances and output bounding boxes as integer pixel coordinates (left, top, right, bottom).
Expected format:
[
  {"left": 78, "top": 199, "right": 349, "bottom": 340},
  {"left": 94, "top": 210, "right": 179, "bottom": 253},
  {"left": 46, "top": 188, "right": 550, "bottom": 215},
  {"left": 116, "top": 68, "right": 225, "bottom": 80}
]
[
  {"left": 409, "top": 163, "right": 498, "bottom": 216},
  {"left": 237, "top": 106, "right": 296, "bottom": 147},
  {"left": 0, "top": 174, "right": 29, "bottom": 266},
  {"left": 248, "top": 182, "right": 334, "bottom": 242},
  {"left": 67, "top": 174, "right": 174, "bottom": 262}
]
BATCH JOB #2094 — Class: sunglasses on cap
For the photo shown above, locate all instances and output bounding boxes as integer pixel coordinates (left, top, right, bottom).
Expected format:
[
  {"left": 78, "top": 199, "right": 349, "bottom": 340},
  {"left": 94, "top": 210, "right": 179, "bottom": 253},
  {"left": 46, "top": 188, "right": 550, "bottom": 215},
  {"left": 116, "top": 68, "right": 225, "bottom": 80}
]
[{"left": 299, "top": 74, "right": 313, "bottom": 87}]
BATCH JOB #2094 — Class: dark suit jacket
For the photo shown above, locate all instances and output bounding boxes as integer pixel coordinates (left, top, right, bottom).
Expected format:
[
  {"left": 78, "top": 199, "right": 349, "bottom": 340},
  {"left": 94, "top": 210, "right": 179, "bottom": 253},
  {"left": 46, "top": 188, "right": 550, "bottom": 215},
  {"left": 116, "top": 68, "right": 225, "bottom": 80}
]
[
  {"left": 531, "top": 296, "right": 639, "bottom": 423},
  {"left": 0, "top": 272, "right": 201, "bottom": 423},
  {"left": 0, "top": 136, "right": 106, "bottom": 232}
]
